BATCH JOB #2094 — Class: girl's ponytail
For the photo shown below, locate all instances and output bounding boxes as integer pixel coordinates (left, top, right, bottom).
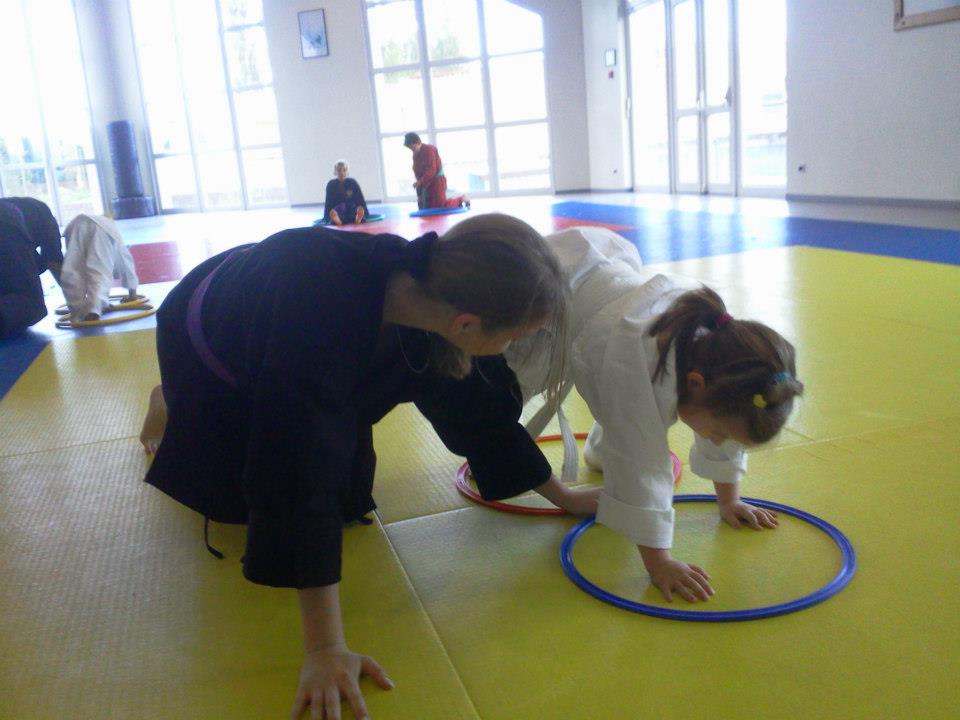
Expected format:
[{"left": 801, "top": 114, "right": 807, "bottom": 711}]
[
  {"left": 648, "top": 286, "right": 727, "bottom": 383},
  {"left": 649, "top": 286, "right": 804, "bottom": 443}
]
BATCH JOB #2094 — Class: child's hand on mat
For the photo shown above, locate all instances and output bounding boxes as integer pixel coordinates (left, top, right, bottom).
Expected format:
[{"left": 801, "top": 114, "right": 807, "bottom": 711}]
[
  {"left": 718, "top": 500, "right": 779, "bottom": 530},
  {"left": 639, "top": 547, "right": 714, "bottom": 603},
  {"left": 290, "top": 644, "right": 393, "bottom": 720}
]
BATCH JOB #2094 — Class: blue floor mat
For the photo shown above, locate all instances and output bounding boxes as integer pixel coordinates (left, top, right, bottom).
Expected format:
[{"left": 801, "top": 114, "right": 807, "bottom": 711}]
[{"left": 551, "top": 201, "right": 960, "bottom": 266}]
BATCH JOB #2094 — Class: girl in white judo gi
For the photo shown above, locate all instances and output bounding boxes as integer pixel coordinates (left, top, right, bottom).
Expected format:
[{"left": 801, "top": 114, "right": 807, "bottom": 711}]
[
  {"left": 60, "top": 214, "right": 139, "bottom": 322},
  {"left": 506, "top": 226, "right": 804, "bottom": 604}
]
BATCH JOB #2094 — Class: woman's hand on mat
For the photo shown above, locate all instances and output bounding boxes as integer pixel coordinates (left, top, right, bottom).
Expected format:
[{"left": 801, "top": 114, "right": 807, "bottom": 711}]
[
  {"left": 557, "top": 485, "right": 601, "bottom": 516},
  {"left": 639, "top": 547, "right": 714, "bottom": 603},
  {"left": 290, "top": 644, "right": 393, "bottom": 720},
  {"left": 534, "top": 474, "right": 600, "bottom": 515},
  {"left": 718, "top": 500, "right": 779, "bottom": 530}
]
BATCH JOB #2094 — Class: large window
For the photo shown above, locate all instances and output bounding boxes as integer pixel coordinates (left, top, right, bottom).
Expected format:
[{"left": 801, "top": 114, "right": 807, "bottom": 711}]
[
  {"left": 129, "top": 0, "right": 287, "bottom": 212},
  {"left": 366, "top": 0, "right": 551, "bottom": 200},
  {"left": 0, "top": 0, "right": 102, "bottom": 222}
]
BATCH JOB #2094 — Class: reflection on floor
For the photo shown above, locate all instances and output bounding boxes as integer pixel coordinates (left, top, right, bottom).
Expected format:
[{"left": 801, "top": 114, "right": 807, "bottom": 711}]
[{"left": 1, "top": 194, "right": 957, "bottom": 719}]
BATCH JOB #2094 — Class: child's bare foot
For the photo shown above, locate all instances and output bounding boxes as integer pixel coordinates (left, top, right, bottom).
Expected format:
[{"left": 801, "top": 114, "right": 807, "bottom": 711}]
[
  {"left": 354, "top": 207, "right": 365, "bottom": 224},
  {"left": 140, "top": 384, "right": 167, "bottom": 454},
  {"left": 329, "top": 209, "right": 342, "bottom": 226}
]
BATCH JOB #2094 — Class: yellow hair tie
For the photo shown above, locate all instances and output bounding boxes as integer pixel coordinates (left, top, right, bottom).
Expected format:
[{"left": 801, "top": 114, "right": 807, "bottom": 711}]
[{"left": 753, "top": 393, "right": 767, "bottom": 409}]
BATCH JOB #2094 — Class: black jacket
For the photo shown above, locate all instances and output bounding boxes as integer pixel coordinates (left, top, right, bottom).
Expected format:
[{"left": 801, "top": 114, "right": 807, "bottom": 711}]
[{"left": 146, "top": 226, "right": 550, "bottom": 588}]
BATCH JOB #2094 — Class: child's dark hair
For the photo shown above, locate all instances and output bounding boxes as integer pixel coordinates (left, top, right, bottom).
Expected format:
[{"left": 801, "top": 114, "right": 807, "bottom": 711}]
[{"left": 648, "top": 286, "right": 804, "bottom": 443}]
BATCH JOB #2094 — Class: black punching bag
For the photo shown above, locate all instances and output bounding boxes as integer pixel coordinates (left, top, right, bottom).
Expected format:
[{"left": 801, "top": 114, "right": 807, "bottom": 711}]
[{"left": 107, "top": 120, "right": 156, "bottom": 219}]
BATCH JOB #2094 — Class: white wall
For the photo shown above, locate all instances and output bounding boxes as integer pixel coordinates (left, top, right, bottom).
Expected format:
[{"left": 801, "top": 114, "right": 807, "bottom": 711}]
[
  {"left": 514, "top": 0, "right": 591, "bottom": 192},
  {"left": 580, "top": 0, "right": 631, "bottom": 191},
  {"left": 263, "top": 0, "right": 383, "bottom": 205},
  {"left": 787, "top": 0, "right": 960, "bottom": 202}
]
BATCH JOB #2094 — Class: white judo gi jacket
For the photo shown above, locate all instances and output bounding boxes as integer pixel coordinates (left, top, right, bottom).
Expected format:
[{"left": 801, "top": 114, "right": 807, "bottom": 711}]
[
  {"left": 505, "top": 227, "right": 746, "bottom": 549},
  {"left": 60, "top": 214, "right": 139, "bottom": 322}
]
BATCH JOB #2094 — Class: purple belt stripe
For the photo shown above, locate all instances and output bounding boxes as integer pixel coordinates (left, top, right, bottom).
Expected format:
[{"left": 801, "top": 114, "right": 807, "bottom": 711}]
[{"left": 186, "top": 250, "right": 248, "bottom": 387}]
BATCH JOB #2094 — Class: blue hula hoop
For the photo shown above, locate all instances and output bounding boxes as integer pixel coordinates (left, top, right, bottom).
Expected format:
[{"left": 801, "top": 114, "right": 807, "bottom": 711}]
[{"left": 560, "top": 494, "right": 856, "bottom": 622}]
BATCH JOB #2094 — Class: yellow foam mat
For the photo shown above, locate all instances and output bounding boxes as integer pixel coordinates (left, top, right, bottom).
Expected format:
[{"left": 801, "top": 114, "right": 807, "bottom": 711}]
[
  {"left": 658, "top": 249, "right": 960, "bottom": 443},
  {"left": 0, "top": 331, "right": 160, "bottom": 458},
  {"left": 384, "top": 419, "right": 959, "bottom": 720},
  {"left": 3, "top": 243, "right": 960, "bottom": 718},
  {"left": 662, "top": 246, "right": 959, "bottom": 333},
  {"left": 0, "top": 438, "right": 478, "bottom": 719}
]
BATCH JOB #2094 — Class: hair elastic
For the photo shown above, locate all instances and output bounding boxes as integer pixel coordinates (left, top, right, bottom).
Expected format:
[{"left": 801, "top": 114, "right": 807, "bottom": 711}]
[
  {"left": 716, "top": 313, "right": 733, "bottom": 327},
  {"left": 753, "top": 393, "right": 767, "bottom": 409},
  {"left": 772, "top": 371, "right": 792, "bottom": 383}
]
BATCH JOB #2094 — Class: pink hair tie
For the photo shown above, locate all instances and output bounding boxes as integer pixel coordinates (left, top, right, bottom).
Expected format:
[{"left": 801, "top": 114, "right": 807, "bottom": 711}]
[{"left": 716, "top": 313, "right": 733, "bottom": 327}]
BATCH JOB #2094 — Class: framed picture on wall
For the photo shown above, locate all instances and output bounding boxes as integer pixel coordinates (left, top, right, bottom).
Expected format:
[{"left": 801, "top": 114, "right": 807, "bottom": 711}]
[
  {"left": 299, "top": 8, "right": 329, "bottom": 58},
  {"left": 895, "top": 0, "right": 960, "bottom": 30}
]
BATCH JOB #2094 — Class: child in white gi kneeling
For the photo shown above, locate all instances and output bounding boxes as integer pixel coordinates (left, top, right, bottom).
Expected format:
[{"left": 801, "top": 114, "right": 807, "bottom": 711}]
[{"left": 60, "top": 214, "right": 139, "bottom": 322}]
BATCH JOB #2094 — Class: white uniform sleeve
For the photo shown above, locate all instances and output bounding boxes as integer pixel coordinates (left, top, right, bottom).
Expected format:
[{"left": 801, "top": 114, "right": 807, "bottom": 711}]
[
  {"left": 593, "top": 315, "right": 676, "bottom": 548},
  {"left": 689, "top": 434, "right": 747, "bottom": 484}
]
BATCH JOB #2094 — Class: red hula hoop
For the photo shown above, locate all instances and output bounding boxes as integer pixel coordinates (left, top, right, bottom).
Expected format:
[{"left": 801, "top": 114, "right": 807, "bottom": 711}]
[{"left": 455, "top": 433, "right": 683, "bottom": 515}]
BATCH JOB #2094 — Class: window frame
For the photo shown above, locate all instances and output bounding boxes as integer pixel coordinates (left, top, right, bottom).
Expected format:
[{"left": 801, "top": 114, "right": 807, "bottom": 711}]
[
  {"left": 127, "top": 0, "right": 287, "bottom": 213},
  {"left": 0, "top": 0, "right": 105, "bottom": 223},
  {"left": 364, "top": 0, "right": 554, "bottom": 202}
]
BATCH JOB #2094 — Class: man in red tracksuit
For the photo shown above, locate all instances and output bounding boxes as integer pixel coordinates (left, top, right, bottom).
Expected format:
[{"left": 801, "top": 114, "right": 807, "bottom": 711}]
[{"left": 403, "top": 132, "right": 469, "bottom": 210}]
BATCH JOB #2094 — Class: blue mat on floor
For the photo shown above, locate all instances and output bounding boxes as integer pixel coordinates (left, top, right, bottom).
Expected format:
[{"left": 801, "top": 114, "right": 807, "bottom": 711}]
[
  {"left": 0, "top": 332, "right": 49, "bottom": 399},
  {"left": 551, "top": 201, "right": 960, "bottom": 266},
  {"left": 410, "top": 206, "right": 469, "bottom": 217},
  {"left": 313, "top": 213, "right": 386, "bottom": 227}
]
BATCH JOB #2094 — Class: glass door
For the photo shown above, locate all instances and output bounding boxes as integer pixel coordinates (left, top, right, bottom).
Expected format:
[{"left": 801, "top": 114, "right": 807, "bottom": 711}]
[
  {"left": 627, "top": 2, "right": 670, "bottom": 190},
  {"left": 671, "top": 0, "right": 733, "bottom": 194},
  {"left": 628, "top": 0, "right": 785, "bottom": 195}
]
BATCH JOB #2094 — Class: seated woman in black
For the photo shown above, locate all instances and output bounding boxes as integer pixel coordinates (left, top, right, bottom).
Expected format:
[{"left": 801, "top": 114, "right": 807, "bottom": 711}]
[
  {"left": 323, "top": 160, "right": 368, "bottom": 226},
  {"left": 0, "top": 198, "right": 62, "bottom": 339}
]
